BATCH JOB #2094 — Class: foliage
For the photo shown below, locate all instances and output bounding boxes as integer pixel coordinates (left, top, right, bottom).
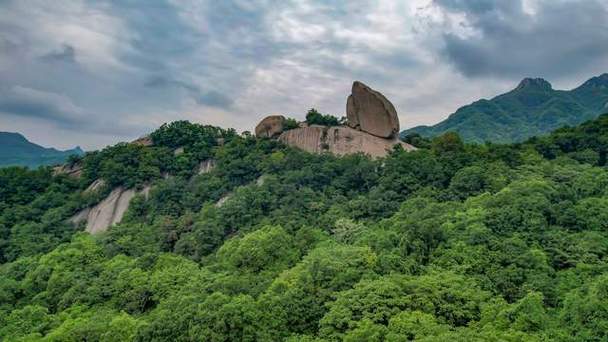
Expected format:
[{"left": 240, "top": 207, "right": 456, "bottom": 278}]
[
  {"left": 403, "top": 74, "right": 608, "bottom": 143},
  {"left": 2, "top": 115, "right": 608, "bottom": 341},
  {"left": 284, "top": 118, "right": 300, "bottom": 131},
  {"left": 305, "top": 108, "right": 341, "bottom": 127}
]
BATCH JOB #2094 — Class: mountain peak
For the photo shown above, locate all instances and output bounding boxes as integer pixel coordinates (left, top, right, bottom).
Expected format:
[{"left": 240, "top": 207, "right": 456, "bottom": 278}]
[
  {"left": 515, "top": 77, "right": 553, "bottom": 91},
  {"left": 579, "top": 73, "right": 608, "bottom": 88}
]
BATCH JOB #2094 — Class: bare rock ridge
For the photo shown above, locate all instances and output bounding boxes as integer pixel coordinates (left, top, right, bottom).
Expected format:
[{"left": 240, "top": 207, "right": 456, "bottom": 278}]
[
  {"left": 70, "top": 185, "right": 150, "bottom": 234},
  {"left": 53, "top": 163, "right": 83, "bottom": 178},
  {"left": 256, "top": 81, "right": 414, "bottom": 158},
  {"left": 66, "top": 157, "right": 217, "bottom": 234},
  {"left": 278, "top": 125, "right": 415, "bottom": 157},
  {"left": 347, "top": 81, "right": 400, "bottom": 138}
]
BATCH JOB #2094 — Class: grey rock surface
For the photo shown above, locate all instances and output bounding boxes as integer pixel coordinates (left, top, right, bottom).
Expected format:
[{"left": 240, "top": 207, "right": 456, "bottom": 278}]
[
  {"left": 255, "top": 115, "right": 286, "bottom": 138},
  {"left": 346, "top": 81, "right": 399, "bottom": 138}
]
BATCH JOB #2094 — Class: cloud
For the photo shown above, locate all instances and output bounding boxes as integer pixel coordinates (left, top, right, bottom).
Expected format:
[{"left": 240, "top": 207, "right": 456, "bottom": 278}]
[
  {"left": 0, "top": 86, "right": 84, "bottom": 123},
  {"left": 433, "top": 0, "right": 608, "bottom": 80},
  {"left": 197, "top": 91, "right": 234, "bottom": 109},
  {"left": 40, "top": 44, "right": 76, "bottom": 63},
  {"left": 0, "top": 0, "right": 607, "bottom": 150}
]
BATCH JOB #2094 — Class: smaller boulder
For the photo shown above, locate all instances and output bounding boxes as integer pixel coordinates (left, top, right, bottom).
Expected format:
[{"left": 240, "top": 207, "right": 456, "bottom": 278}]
[{"left": 255, "top": 115, "right": 286, "bottom": 138}]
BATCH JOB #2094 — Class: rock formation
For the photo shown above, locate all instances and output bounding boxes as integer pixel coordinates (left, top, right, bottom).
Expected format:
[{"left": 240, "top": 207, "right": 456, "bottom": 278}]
[
  {"left": 346, "top": 81, "right": 399, "bottom": 138},
  {"left": 278, "top": 125, "right": 414, "bottom": 158},
  {"left": 53, "top": 163, "right": 83, "bottom": 178},
  {"left": 70, "top": 185, "right": 150, "bottom": 234},
  {"left": 255, "top": 115, "right": 286, "bottom": 138},
  {"left": 255, "top": 81, "right": 414, "bottom": 158},
  {"left": 84, "top": 179, "right": 106, "bottom": 193},
  {"left": 197, "top": 159, "right": 216, "bottom": 175},
  {"left": 131, "top": 135, "right": 153, "bottom": 146}
]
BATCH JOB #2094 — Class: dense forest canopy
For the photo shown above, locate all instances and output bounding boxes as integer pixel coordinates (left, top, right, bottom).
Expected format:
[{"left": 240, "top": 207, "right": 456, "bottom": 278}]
[{"left": 1, "top": 115, "right": 608, "bottom": 341}]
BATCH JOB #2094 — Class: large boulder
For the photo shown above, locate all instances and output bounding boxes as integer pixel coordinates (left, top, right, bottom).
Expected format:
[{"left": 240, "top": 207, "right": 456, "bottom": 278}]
[
  {"left": 346, "top": 81, "right": 399, "bottom": 138},
  {"left": 279, "top": 125, "right": 415, "bottom": 158},
  {"left": 255, "top": 115, "right": 286, "bottom": 138}
]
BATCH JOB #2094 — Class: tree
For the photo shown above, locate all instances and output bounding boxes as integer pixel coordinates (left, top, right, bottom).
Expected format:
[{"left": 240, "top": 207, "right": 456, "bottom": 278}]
[{"left": 305, "top": 109, "right": 340, "bottom": 126}]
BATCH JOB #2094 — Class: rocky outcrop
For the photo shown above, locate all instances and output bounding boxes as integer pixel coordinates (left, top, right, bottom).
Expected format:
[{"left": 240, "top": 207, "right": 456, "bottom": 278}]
[
  {"left": 70, "top": 185, "right": 151, "bottom": 234},
  {"left": 255, "top": 115, "right": 285, "bottom": 138},
  {"left": 84, "top": 179, "right": 106, "bottom": 194},
  {"left": 279, "top": 125, "right": 415, "bottom": 158},
  {"left": 53, "top": 163, "right": 83, "bottom": 178},
  {"left": 197, "top": 159, "right": 216, "bottom": 174},
  {"left": 131, "top": 135, "right": 153, "bottom": 146},
  {"left": 254, "top": 81, "right": 414, "bottom": 158},
  {"left": 346, "top": 81, "right": 399, "bottom": 138}
]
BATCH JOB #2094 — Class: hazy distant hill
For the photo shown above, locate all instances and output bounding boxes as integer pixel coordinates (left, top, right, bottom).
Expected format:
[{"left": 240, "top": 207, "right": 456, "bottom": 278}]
[
  {"left": 0, "top": 132, "right": 84, "bottom": 168},
  {"left": 403, "top": 73, "right": 608, "bottom": 143}
]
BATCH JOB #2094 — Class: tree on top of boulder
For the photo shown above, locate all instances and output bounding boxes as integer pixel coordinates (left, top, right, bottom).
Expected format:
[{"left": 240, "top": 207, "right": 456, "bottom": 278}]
[{"left": 305, "top": 109, "right": 342, "bottom": 127}]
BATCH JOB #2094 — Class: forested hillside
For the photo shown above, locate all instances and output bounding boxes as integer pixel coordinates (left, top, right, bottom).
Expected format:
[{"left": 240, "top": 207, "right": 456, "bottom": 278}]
[
  {"left": 403, "top": 74, "right": 608, "bottom": 143},
  {"left": 1, "top": 115, "right": 608, "bottom": 341}
]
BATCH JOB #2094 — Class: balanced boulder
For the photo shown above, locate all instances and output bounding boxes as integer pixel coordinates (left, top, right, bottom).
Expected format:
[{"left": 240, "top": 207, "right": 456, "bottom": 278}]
[
  {"left": 255, "top": 115, "right": 286, "bottom": 138},
  {"left": 346, "top": 81, "right": 399, "bottom": 138}
]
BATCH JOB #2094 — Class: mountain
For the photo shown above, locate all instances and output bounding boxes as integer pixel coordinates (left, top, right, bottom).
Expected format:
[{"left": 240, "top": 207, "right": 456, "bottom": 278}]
[
  {"left": 1, "top": 117, "right": 608, "bottom": 340},
  {"left": 403, "top": 73, "right": 608, "bottom": 143},
  {"left": 0, "top": 131, "right": 84, "bottom": 168}
]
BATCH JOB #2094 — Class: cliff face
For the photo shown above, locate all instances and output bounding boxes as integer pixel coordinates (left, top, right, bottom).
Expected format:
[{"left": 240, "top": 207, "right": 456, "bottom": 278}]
[
  {"left": 278, "top": 125, "right": 415, "bottom": 158},
  {"left": 70, "top": 185, "right": 150, "bottom": 234}
]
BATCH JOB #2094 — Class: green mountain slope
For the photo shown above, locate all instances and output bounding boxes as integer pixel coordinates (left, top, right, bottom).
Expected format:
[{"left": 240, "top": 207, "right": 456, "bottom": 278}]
[
  {"left": 403, "top": 73, "right": 608, "bottom": 143},
  {"left": 0, "top": 132, "right": 84, "bottom": 168},
  {"left": 1, "top": 117, "right": 608, "bottom": 340}
]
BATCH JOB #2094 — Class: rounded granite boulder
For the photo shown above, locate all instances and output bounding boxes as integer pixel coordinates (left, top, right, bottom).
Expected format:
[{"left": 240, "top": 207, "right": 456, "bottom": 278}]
[
  {"left": 255, "top": 115, "right": 286, "bottom": 138},
  {"left": 346, "top": 81, "right": 399, "bottom": 138}
]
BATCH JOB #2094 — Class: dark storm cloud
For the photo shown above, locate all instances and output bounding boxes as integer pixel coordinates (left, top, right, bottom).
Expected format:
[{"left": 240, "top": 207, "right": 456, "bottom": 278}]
[
  {"left": 0, "top": 86, "right": 84, "bottom": 124},
  {"left": 197, "top": 91, "right": 234, "bottom": 109},
  {"left": 144, "top": 76, "right": 233, "bottom": 109},
  {"left": 40, "top": 44, "right": 76, "bottom": 63},
  {"left": 434, "top": 0, "right": 608, "bottom": 79}
]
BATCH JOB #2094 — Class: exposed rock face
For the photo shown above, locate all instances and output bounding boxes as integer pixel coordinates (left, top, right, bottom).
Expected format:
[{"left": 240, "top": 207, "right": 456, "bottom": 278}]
[
  {"left": 131, "top": 135, "right": 153, "bottom": 146},
  {"left": 197, "top": 159, "right": 216, "bottom": 174},
  {"left": 346, "top": 81, "right": 399, "bottom": 138},
  {"left": 216, "top": 193, "right": 231, "bottom": 207},
  {"left": 255, "top": 115, "right": 285, "bottom": 138},
  {"left": 253, "top": 81, "right": 413, "bottom": 158},
  {"left": 279, "top": 125, "right": 415, "bottom": 158},
  {"left": 70, "top": 185, "right": 151, "bottom": 234},
  {"left": 53, "top": 163, "right": 83, "bottom": 178},
  {"left": 84, "top": 179, "right": 106, "bottom": 194}
]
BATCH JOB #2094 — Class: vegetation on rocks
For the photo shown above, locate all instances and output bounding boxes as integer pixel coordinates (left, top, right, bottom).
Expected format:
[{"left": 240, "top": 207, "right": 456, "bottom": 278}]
[{"left": 305, "top": 108, "right": 342, "bottom": 127}]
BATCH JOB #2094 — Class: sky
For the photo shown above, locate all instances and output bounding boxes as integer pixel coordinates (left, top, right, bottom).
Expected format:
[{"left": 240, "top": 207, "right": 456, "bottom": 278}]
[{"left": 1, "top": 0, "right": 608, "bottom": 150}]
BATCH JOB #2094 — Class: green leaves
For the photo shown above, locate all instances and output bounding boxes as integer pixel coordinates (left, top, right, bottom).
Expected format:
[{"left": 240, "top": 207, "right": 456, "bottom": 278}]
[{"left": 2, "top": 115, "right": 608, "bottom": 340}]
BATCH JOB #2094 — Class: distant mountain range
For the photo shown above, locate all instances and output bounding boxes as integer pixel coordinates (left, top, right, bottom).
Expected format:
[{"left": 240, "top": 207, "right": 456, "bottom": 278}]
[
  {"left": 402, "top": 73, "right": 608, "bottom": 143},
  {"left": 0, "top": 132, "right": 84, "bottom": 168}
]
